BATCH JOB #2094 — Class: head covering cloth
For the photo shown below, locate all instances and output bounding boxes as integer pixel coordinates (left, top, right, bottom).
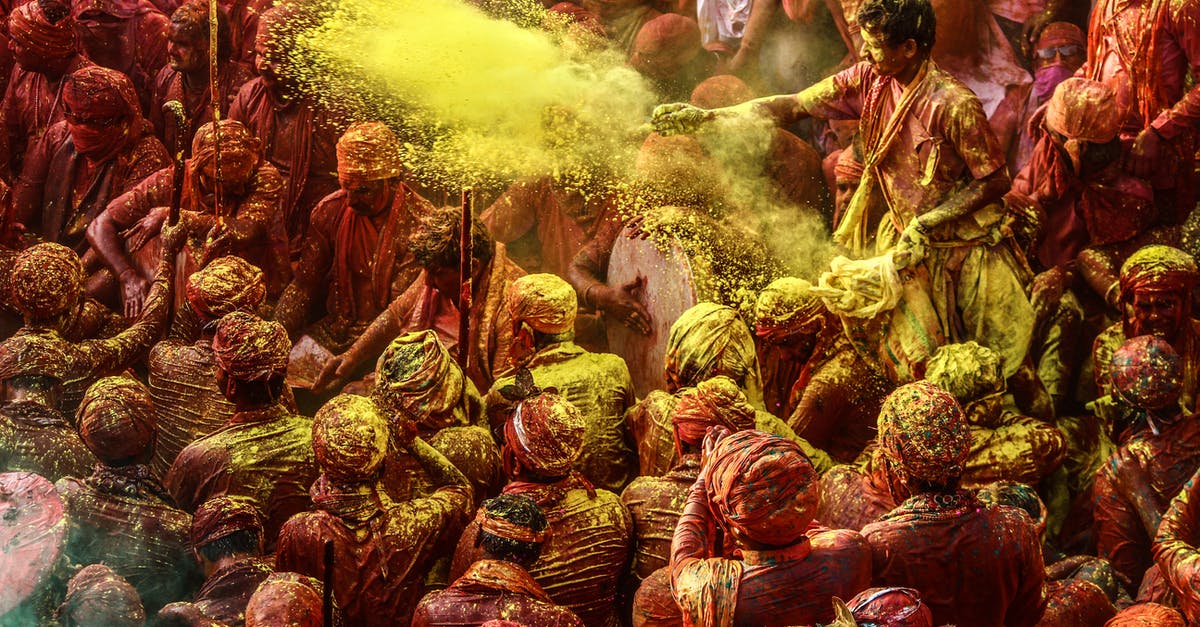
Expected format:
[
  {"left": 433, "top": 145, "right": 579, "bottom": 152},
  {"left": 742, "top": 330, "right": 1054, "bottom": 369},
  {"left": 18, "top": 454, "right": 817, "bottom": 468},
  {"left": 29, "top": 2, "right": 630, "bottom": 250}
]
[
  {"left": 703, "top": 429, "right": 819, "bottom": 546},
  {"left": 834, "top": 148, "right": 865, "bottom": 183},
  {"left": 190, "top": 495, "right": 264, "bottom": 549},
  {"left": 507, "top": 273, "right": 577, "bottom": 335},
  {"left": 1109, "top": 335, "right": 1183, "bottom": 410},
  {"left": 58, "top": 564, "right": 145, "bottom": 627},
  {"left": 9, "top": 0, "right": 76, "bottom": 59},
  {"left": 847, "top": 587, "right": 933, "bottom": 627},
  {"left": 753, "top": 277, "right": 824, "bottom": 336},
  {"left": 10, "top": 242, "right": 83, "bottom": 320},
  {"left": 688, "top": 74, "right": 754, "bottom": 109},
  {"left": 186, "top": 256, "right": 266, "bottom": 322},
  {"left": 77, "top": 376, "right": 156, "bottom": 463},
  {"left": 877, "top": 381, "right": 971, "bottom": 484},
  {"left": 0, "top": 331, "right": 71, "bottom": 382},
  {"left": 336, "top": 121, "right": 402, "bottom": 181},
  {"left": 1119, "top": 245, "right": 1198, "bottom": 300},
  {"left": 211, "top": 311, "right": 290, "bottom": 382},
  {"left": 666, "top": 303, "right": 762, "bottom": 402},
  {"left": 923, "top": 341, "right": 1004, "bottom": 403},
  {"left": 671, "top": 375, "right": 756, "bottom": 455},
  {"left": 245, "top": 572, "right": 326, "bottom": 627},
  {"left": 62, "top": 64, "right": 139, "bottom": 119},
  {"left": 503, "top": 391, "right": 585, "bottom": 478},
  {"left": 313, "top": 394, "right": 389, "bottom": 482},
  {"left": 631, "top": 13, "right": 701, "bottom": 78},
  {"left": 70, "top": 0, "right": 139, "bottom": 20},
  {"left": 1104, "top": 604, "right": 1186, "bottom": 626},
  {"left": 1036, "top": 21, "right": 1085, "bottom": 51},
  {"left": 372, "top": 330, "right": 469, "bottom": 430},
  {"left": 1045, "top": 78, "right": 1121, "bottom": 146},
  {"left": 188, "top": 119, "right": 262, "bottom": 196}
]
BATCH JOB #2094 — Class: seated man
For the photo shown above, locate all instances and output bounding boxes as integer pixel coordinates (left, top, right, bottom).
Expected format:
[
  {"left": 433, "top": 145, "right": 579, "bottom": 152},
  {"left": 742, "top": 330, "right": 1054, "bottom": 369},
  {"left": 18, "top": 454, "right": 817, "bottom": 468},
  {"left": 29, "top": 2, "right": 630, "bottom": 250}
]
[
  {"left": 315, "top": 207, "right": 525, "bottom": 393},
  {"left": 671, "top": 429, "right": 872, "bottom": 625},
  {"left": 486, "top": 273, "right": 636, "bottom": 492},
  {"left": 275, "top": 121, "right": 433, "bottom": 355},
  {"left": 862, "top": 381, "right": 1046, "bottom": 626},
  {"left": 450, "top": 391, "right": 631, "bottom": 627},
  {"left": 147, "top": 256, "right": 265, "bottom": 476},
  {"left": 91, "top": 118, "right": 291, "bottom": 315},
  {"left": 1094, "top": 336, "right": 1200, "bottom": 590},
  {"left": 57, "top": 377, "right": 198, "bottom": 615},
  {"left": 276, "top": 394, "right": 472, "bottom": 625},
  {"left": 1155, "top": 463, "right": 1200, "bottom": 623},
  {"left": 413, "top": 494, "right": 584, "bottom": 627},
  {"left": 157, "top": 496, "right": 273, "bottom": 626},
  {"left": 166, "top": 312, "right": 318, "bottom": 550},
  {"left": 0, "top": 332, "right": 97, "bottom": 480}
]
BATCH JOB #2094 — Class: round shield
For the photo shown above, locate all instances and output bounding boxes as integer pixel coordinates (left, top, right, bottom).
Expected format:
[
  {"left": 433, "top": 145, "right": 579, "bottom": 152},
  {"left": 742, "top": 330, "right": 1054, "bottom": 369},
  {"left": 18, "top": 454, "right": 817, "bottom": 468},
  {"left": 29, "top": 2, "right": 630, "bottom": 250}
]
[{"left": 0, "top": 472, "right": 68, "bottom": 618}]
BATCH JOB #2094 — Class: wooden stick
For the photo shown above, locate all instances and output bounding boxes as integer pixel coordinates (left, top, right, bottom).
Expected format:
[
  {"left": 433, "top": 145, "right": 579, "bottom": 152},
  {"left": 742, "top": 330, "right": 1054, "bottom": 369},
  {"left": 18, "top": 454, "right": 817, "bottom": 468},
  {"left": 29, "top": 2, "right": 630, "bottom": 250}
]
[
  {"left": 323, "top": 539, "right": 334, "bottom": 627},
  {"left": 208, "top": 0, "right": 223, "bottom": 224},
  {"left": 458, "top": 188, "right": 473, "bottom": 370},
  {"left": 162, "top": 100, "right": 188, "bottom": 227}
]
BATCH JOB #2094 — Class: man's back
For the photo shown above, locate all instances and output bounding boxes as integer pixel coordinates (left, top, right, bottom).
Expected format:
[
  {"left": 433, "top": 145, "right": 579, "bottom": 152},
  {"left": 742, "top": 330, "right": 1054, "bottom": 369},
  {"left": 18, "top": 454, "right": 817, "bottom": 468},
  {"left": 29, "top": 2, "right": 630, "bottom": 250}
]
[
  {"left": 862, "top": 492, "right": 1046, "bottom": 627},
  {"left": 413, "top": 560, "right": 583, "bottom": 627},
  {"left": 0, "top": 402, "right": 96, "bottom": 480},
  {"left": 147, "top": 339, "right": 235, "bottom": 476}
]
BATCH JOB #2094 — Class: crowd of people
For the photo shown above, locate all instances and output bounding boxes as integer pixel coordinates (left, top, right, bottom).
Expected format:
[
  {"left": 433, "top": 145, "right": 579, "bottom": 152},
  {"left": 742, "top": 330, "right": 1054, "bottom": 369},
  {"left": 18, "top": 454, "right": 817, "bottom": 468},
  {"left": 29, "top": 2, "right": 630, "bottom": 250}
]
[{"left": 1, "top": 0, "right": 1200, "bottom": 624}]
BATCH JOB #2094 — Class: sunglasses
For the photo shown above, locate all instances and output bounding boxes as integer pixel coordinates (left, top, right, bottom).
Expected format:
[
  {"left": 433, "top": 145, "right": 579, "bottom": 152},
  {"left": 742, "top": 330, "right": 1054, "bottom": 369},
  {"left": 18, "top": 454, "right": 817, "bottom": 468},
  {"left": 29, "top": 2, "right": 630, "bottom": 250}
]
[
  {"left": 1036, "top": 44, "right": 1084, "bottom": 59},
  {"left": 64, "top": 111, "right": 125, "bottom": 128}
]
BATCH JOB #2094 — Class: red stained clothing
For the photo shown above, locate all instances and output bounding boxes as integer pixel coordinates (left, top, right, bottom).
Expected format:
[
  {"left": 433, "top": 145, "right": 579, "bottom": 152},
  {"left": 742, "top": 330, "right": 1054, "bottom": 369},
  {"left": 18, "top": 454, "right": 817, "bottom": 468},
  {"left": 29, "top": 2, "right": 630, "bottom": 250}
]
[
  {"left": 150, "top": 61, "right": 255, "bottom": 154},
  {"left": 1093, "top": 414, "right": 1200, "bottom": 587},
  {"left": 228, "top": 77, "right": 343, "bottom": 251},
  {"left": 165, "top": 404, "right": 319, "bottom": 550},
  {"left": 816, "top": 463, "right": 896, "bottom": 531},
  {"left": 146, "top": 337, "right": 237, "bottom": 478},
  {"left": 450, "top": 477, "right": 633, "bottom": 627},
  {"left": 413, "top": 560, "right": 584, "bottom": 627},
  {"left": 861, "top": 491, "right": 1047, "bottom": 627},
  {"left": 620, "top": 456, "right": 698, "bottom": 582},
  {"left": 76, "top": 6, "right": 170, "bottom": 114},
  {"left": 13, "top": 119, "right": 168, "bottom": 251},
  {"left": 275, "top": 480, "right": 472, "bottom": 626},
  {"left": 0, "top": 56, "right": 93, "bottom": 180},
  {"left": 188, "top": 557, "right": 274, "bottom": 627},
  {"left": 670, "top": 481, "right": 872, "bottom": 626},
  {"left": 1153, "top": 465, "right": 1200, "bottom": 623},
  {"left": 0, "top": 401, "right": 97, "bottom": 481}
]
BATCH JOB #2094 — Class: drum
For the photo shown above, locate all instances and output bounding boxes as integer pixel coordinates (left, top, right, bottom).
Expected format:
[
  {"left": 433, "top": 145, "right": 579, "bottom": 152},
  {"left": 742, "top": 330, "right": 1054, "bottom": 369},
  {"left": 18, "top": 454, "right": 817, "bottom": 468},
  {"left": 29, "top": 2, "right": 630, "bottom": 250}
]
[{"left": 0, "top": 472, "right": 68, "bottom": 623}]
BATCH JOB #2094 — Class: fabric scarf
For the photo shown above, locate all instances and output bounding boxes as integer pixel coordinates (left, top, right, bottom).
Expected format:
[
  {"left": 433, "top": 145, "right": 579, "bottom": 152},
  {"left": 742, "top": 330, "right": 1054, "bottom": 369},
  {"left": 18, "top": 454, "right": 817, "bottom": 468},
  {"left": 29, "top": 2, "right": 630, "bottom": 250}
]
[
  {"left": 834, "top": 61, "right": 931, "bottom": 256},
  {"left": 503, "top": 473, "right": 596, "bottom": 507},
  {"left": 309, "top": 474, "right": 386, "bottom": 526},
  {"left": 332, "top": 189, "right": 407, "bottom": 322},
  {"left": 673, "top": 558, "right": 744, "bottom": 627},
  {"left": 454, "top": 560, "right": 553, "bottom": 603}
]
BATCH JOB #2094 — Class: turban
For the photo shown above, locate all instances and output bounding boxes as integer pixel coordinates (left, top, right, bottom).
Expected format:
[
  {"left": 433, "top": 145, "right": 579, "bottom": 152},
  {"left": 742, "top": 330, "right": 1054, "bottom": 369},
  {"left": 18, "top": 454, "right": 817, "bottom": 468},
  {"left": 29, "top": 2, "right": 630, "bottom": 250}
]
[
  {"left": 834, "top": 148, "right": 865, "bottom": 183},
  {"left": 545, "top": 2, "right": 604, "bottom": 39},
  {"left": 704, "top": 430, "right": 819, "bottom": 546},
  {"left": 372, "top": 330, "right": 468, "bottom": 430},
  {"left": 1037, "top": 21, "right": 1085, "bottom": 50},
  {"left": 475, "top": 494, "right": 550, "bottom": 544},
  {"left": 10, "top": 242, "right": 83, "bottom": 320},
  {"left": 630, "top": 13, "right": 702, "bottom": 79},
  {"left": 313, "top": 394, "right": 389, "bottom": 482},
  {"left": 665, "top": 303, "right": 760, "bottom": 397},
  {"left": 9, "top": 0, "right": 76, "bottom": 59},
  {"left": 336, "top": 121, "right": 402, "bottom": 181},
  {"left": 190, "top": 119, "right": 262, "bottom": 188},
  {"left": 1104, "top": 604, "right": 1186, "bottom": 626},
  {"left": 924, "top": 342, "right": 1004, "bottom": 403},
  {"left": 689, "top": 75, "right": 754, "bottom": 109},
  {"left": 1119, "top": 245, "right": 1198, "bottom": 298},
  {"left": 186, "top": 256, "right": 266, "bottom": 322},
  {"left": 77, "top": 377, "right": 156, "bottom": 463},
  {"left": 503, "top": 391, "right": 585, "bottom": 477},
  {"left": 671, "top": 375, "right": 756, "bottom": 454},
  {"left": 507, "top": 273, "right": 577, "bottom": 335},
  {"left": 0, "top": 331, "right": 70, "bottom": 382},
  {"left": 1045, "top": 78, "right": 1121, "bottom": 145},
  {"left": 190, "top": 496, "right": 264, "bottom": 549},
  {"left": 847, "top": 588, "right": 933, "bottom": 627},
  {"left": 211, "top": 311, "right": 291, "bottom": 382},
  {"left": 878, "top": 382, "right": 971, "bottom": 484},
  {"left": 63, "top": 65, "right": 139, "bottom": 119},
  {"left": 70, "top": 0, "right": 138, "bottom": 19},
  {"left": 1110, "top": 335, "right": 1182, "bottom": 410},
  {"left": 753, "top": 277, "right": 824, "bottom": 335},
  {"left": 58, "top": 564, "right": 145, "bottom": 627},
  {"left": 246, "top": 573, "right": 326, "bottom": 627}
]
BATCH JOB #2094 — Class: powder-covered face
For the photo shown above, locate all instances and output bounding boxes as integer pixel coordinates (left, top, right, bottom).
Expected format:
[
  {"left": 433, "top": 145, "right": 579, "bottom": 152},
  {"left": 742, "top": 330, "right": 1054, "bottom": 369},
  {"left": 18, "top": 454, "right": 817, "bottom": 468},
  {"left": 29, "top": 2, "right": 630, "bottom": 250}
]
[
  {"left": 1129, "top": 290, "right": 1187, "bottom": 340},
  {"left": 167, "top": 22, "right": 209, "bottom": 73},
  {"left": 859, "top": 28, "right": 914, "bottom": 79}
]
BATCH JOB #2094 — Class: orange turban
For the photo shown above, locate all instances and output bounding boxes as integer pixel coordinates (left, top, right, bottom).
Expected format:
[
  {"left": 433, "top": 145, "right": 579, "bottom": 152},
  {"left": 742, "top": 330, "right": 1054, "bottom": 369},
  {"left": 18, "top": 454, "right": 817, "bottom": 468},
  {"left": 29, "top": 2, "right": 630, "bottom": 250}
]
[
  {"left": 77, "top": 377, "right": 156, "bottom": 463},
  {"left": 704, "top": 430, "right": 819, "bottom": 546},
  {"left": 503, "top": 391, "right": 585, "bottom": 477},
  {"left": 1045, "top": 78, "right": 1121, "bottom": 145},
  {"left": 835, "top": 148, "right": 865, "bottom": 183},
  {"left": 372, "top": 330, "right": 469, "bottom": 430},
  {"left": 313, "top": 394, "right": 389, "bottom": 482},
  {"left": 190, "top": 496, "right": 263, "bottom": 549},
  {"left": 689, "top": 75, "right": 754, "bottom": 109},
  {"left": 1104, "top": 604, "right": 1186, "bottom": 626},
  {"left": 878, "top": 382, "right": 971, "bottom": 484},
  {"left": 10, "top": 242, "right": 83, "bottom": 320},
  {"left": 185, "top": 256, "right": 266, "bottom": 323},
  {"left": 211, "top": 312, "right": 291, "bottom": 382},
  {"left": 58, "top": 565, "right": 145, "bottom": 627},
  {"left": 1119, "top": 245, "right": 1198, "bottom": 299},
  {"left": 336, "top": 121, "right": 402, "bottom": 181},
  {"left": 190, "top": 119, "right": 262, "bottom": 189},
  {"left": 245, "top": 573, "right": 327, "bottom": 627},
  {"left": 630, "top": 13, "right": 701, "bottom": 80},
  {"left": 507, "top": 273, "right": 577, "bottom": 335},
  {"left": 671, "top": 375, "right": 756, "bottom": 454}
]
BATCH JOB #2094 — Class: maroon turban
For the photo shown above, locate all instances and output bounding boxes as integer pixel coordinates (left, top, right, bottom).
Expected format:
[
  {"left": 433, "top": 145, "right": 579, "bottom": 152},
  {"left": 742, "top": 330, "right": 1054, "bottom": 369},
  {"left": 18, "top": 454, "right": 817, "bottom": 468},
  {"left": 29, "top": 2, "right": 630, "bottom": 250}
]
[
  {"left": 58, "top": 564, "right": 145, "bottom": 626},
  {"left": 688, "top": 75, "right": 754, "bottom": 109},
  {"left": 1119, "top": 245, "right": 1198, "bottom": 300},
  {"left": 62, "top": 65, "right": 141, "bottom": 158},
  {"left": 877, "top": 381, "right": 971, "bottom": 484},
  {"left": 245, "top": 573, "right": 326, "bottom": 627},
  {"left": 211, "top": 311, "right": 291, "bottom": 382},
  {"left": 10, "top": 242, "right": 83, "bottom": 320},
  {"left": 835, "top": 148, "right": 865, "bottom": 183},
  {"left": 630, "top": 13, "right": 701, "bottom": 80},
  {"left": 1110, "top": 335, "right": 1183, "bottom": 411},
  {"left": 847, "top": 588, "right": 933, "bottom": 627},
  {"left": 503, "top": 391, "right": 585, "bottom": 477},
  {"left": 190, "top": 496, "right": 264, "bottom": 550},
  {"left": 0, "top": 331, "right": 71, "bottom": 382},
  {"left": 70, "top": 0, "right": 139, "bottom": 19},
  {"left": 9, "top": 0, "right": 76, "bottom": 59},
  {"left": 671, "top": 375, "right": 756, "bottom": 454},
  {"left": 313, "top": 394, "right": 389, "bottom": 482},
  {"left": 704, "top": 430, "right": 819, "bottom": 546},
  {"left": 77, "top": 377, "right": 156, "bottom": 463},
  {"left": 1104, "top": 604, "right": 1186, "bottom": 626},
  {"left": 185, "top": 256, "right": 267, "bottom": 322}
]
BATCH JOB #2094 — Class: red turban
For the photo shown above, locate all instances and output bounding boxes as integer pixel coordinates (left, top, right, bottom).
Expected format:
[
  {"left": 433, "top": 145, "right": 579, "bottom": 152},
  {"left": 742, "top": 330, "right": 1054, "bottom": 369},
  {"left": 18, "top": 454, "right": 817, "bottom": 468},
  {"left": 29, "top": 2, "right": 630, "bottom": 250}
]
[
  {"left": 1104, "top": 604, "right": 1186, "bottom": 626},
  {"left": 77, "top": 376, "right": 156, "bottom": 463},
  {"left": 847, "top": 587, "right": 933, "bottom": 627},
  {"left": 70, "top": 0, "right": 139, "bottom": 19},
  {"left": 665, "top": 303, "right": 760, "bottom": 398},
  {"left": 834, "top": 148, "right": 865, "bottom": 183},
  {"left": 689, "top": 75, "right": 754, "bottom": 109},
  {"left": 10, "top": 242, "right": 83, "bottom": 320},
  {"left": 372, "top": 330, "right": 469, "bottom": 430},
  {"left": 189, "top": 119, "right": 263, "bottom": 190},
  {"left": 313, "top": 394, "right": 389, "bottom": 482},
  {"left": 186, "top": 256, "right": 266, "bottom": 322},
  {"left": 9, "top": 0, "right": 76, "bottom": 59},
  {"left": 245, "top": 573, "right": 327, "bottom": 627},
  {"left": 671, "top": 375, "right": 756, "bottom": 454},
  {"left": 545, "top": 2, "right": 604, "bottom": 39},
  {"left": 703, "top": 430, "right": 819, "bottom": 546},
  {"left": 1036, "top": 21, "right": 1084, "bottom": 50},
  {"left": 630, "top": 13, "right": 701, "bottom": 80},
  {"left": 58, "top": 564, "right": 145, "bottom": 627},
  {"left": 190, "top": 495, "right": 264, "bottom": 549},
  {"left": 507, "top": 273, "right": 577, "bottom": 335},
  {"left": 1119, "top": 245, "right": 1198, "bottom": 299},
  {"left": 0, "top": 330, "right": 71, "bottom": 382},
  {"left": 878, "top": 382, "right": 971, "bottom": 484},
  {"left": 63, "top": 65, "right": 139, "bottom": 119},
  {"left": 503, "top": 391, "right": 585, "bottom": 477},
  {"left": 336, "top": 121, "right": 402, "bottom": 181},
  {"left": 211, "top": 311, "right": 291, "bottom": 382},
  {"left": 1110, "top": 335, "right": 1182, "bottom": 411}
]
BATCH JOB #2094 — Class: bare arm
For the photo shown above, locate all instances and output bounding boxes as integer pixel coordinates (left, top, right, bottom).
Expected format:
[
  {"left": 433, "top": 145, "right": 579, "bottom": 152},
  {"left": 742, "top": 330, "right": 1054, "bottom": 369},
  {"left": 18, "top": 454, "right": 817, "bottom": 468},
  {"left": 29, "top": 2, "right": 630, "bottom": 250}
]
[{"left": 916, "top": 168, "right": 1011, "bottom": 230}]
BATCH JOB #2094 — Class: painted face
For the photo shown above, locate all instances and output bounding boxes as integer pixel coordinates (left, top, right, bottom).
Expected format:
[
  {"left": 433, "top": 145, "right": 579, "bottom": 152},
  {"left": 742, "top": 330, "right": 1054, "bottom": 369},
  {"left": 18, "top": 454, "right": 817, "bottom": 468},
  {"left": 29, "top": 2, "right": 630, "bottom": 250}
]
[
  {"left": 339, "top": 175, "right": 392, "bottom": 216},
  {"left": 1033, "top": 42, "right": 1085, "bottom": 72},
  {"left": 836, "top": 179, "right": 858, "bottom": 216},
  {"left": 1129, "top": 289, "right": 1187, "bottom": 340},
  {"left": 859, "top": 28, "right": 910, "bottom": 78},
  {"left": 167, "top": 23, "right": 208, "bottom": 73}
]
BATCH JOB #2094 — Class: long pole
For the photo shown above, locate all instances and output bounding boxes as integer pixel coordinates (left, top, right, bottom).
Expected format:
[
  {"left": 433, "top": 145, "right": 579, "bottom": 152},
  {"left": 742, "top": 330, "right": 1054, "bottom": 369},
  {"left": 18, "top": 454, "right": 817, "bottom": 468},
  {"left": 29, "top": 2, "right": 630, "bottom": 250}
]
[
  {"left": 162, "top": 100, "right": 188, "bottom": 227},
  {"left": 457, "top": 189, "right": 473, "bottom": 370},
  {"left": 208, "top": 0, "right": 223, "bottom": 225},
  {"left": 322, "top": 539, "right": 334, "bottom": 627}
]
